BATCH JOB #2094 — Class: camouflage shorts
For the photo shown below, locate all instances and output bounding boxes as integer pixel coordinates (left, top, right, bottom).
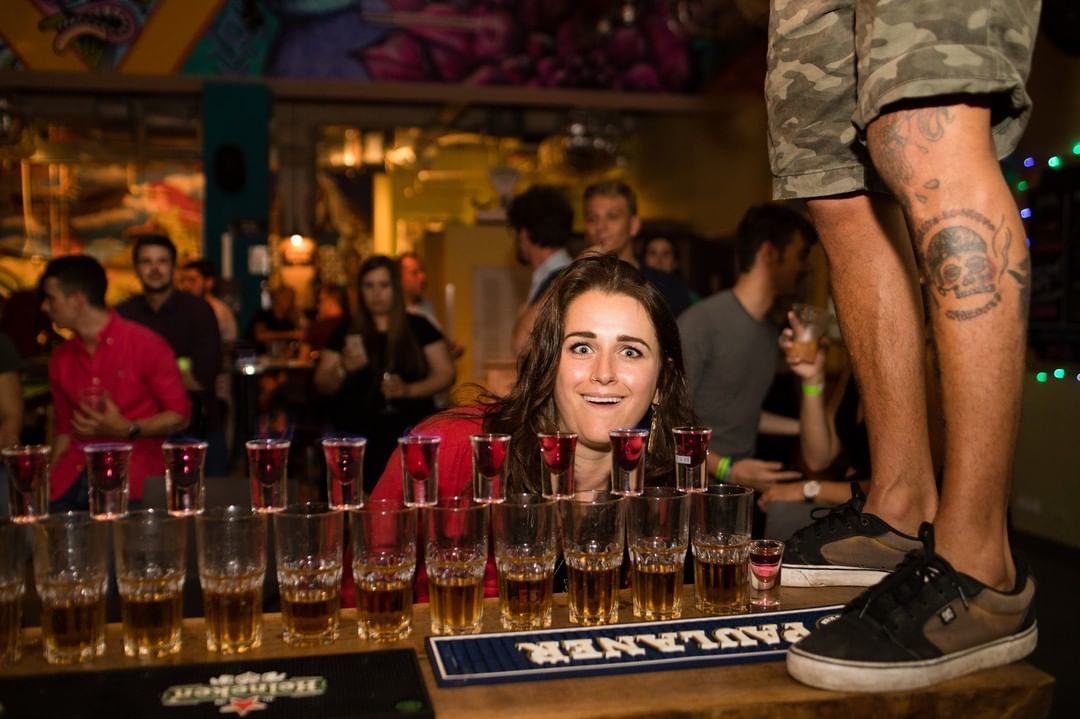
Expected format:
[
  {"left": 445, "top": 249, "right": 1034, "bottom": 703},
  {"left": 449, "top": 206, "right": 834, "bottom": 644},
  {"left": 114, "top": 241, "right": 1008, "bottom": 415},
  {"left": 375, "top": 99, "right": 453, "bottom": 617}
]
[{"left": 766, "top": 0, "right": 1041, "bottom": 200}]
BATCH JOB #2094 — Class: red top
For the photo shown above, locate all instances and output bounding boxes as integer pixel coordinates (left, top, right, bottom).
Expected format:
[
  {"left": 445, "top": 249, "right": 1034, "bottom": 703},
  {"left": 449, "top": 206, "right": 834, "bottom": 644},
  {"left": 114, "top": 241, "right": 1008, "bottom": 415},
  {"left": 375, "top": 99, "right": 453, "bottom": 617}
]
[
  {"left": 352, "top": 406, "right": 498, "bottom": 604},
  {"left": 48, "top": 312, "right": 191, "bottom": 501}
]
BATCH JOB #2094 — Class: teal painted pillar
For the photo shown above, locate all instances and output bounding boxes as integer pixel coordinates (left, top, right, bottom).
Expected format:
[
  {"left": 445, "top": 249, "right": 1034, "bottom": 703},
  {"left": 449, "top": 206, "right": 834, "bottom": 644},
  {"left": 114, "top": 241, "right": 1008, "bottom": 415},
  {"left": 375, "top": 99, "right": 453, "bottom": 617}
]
[{"left": 202, "top": 82, "right": 271, "bottom": 340}]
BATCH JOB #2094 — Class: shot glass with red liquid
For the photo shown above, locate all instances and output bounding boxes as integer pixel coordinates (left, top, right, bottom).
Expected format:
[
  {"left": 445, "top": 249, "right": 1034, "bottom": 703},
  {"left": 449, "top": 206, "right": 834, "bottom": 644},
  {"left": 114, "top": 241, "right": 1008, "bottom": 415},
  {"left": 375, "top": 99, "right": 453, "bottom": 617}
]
[
  {"left": 162, "top": 439, "right": 208, "bottom": 516},
  {"left": 2, "top": 445, "right": 50, "bottom": 523},
  {"left": 399, "top": 435, "right": 439, "bottom": 508},
  {"left": 322, "top": 436, "right": 366, "bottom": 510},
  {"left": 246, "top": 439, "right": 290, "bottom": 513},
  {"left": 470, "top": 434, "right": 511, "bottom": 505},
  {"left": 609, "top": 428, "right": 649, "bottom": 496},
  {"left": 672, "top": 426, "right": 712, "bottom": 493},
  {"left": 538, "top": 432, "right": 576, "bottom": 500},
  {"left": 84, "top": 443, "right": 133, "bottom": 520}
]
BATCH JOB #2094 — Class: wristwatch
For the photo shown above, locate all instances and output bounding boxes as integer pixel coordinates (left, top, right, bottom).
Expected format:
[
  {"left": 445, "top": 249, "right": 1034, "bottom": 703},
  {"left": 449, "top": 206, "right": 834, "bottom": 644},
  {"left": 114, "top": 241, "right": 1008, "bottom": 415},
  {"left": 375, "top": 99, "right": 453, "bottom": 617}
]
[
  {"left": 127, "top": 421, "right": 142, "bottom": 440},
  {"left": 802, "top": 480, "right": 821, "bottom": 502}
]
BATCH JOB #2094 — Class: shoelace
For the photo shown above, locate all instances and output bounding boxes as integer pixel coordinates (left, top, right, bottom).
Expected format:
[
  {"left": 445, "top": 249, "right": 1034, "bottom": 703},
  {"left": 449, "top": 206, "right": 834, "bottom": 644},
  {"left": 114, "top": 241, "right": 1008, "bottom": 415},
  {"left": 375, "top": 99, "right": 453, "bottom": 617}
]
[
  {"left": 855, "top": 523, "right": 969, "bottom": 623},
  {"left": 799, "top": 481, "right": 868, "bottom": 540}
]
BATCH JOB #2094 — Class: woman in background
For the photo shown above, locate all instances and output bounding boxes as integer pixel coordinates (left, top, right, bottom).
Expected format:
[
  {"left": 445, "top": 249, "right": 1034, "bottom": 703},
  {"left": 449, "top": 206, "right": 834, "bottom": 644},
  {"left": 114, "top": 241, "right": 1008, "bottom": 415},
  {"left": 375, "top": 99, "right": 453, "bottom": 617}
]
[{"left": 314, "top": 256, "right": 455, "bottom": 488}]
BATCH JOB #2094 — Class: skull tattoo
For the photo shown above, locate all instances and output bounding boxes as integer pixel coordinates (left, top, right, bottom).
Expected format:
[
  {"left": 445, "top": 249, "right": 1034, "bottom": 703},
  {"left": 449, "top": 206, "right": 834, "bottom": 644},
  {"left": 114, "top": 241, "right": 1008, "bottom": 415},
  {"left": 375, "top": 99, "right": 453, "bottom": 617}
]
[{"left": 925, "top": 226, "right": 996, "bottom": 299}]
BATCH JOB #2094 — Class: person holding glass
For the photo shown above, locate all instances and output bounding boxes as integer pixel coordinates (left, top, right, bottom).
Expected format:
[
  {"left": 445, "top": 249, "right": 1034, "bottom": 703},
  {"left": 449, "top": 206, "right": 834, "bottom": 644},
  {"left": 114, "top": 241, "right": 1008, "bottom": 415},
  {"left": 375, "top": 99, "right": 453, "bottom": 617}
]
[
  {"left": 314, "top": 256, "right": 455, "bottom": 489},
  {"left": 368, "top": 254, "right": 696, "bottom": 599}
]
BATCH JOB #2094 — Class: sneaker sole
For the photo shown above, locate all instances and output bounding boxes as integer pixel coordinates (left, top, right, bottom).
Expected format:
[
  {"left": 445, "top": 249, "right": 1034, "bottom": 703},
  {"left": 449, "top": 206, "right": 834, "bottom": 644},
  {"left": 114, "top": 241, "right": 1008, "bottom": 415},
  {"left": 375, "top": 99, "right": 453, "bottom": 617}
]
[
  {"left": 781, "top": 563, "right": 891, "bottom": 587},
  {"left": 786, "top": 621, "right": 1038, "bottom": 692}
]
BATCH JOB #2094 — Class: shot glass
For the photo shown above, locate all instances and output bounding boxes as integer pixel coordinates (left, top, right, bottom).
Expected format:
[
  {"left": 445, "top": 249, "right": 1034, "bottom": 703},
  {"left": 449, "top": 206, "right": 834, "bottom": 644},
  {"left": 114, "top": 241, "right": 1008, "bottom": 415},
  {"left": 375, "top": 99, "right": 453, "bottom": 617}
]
[
  {"left": 538, "top": 431, "right": 576, "bottom": 500},
  {"left": 492, "top": 495, "right": 558, "bottom": 630},
  {"left": 32, "top": 512, "right": 109, "bottom": 664},
  {"left": 789, "top": 303, "right": 830, "bottom": 363},
  {"left": 195, "top": 506, "right": 268, "bottom": 654},
  {"left": 560, "top": 490, "right": 625, "bottom": 626},
  {"left": 113, "top": 510, "right": 187, "bottom": 658},
  {"left": 322, "top": 435, "right": 366, "bottom": 510},
  {"left": 400, "top": 435, "right": 439, "bottom": 508},
  {"left": 0, "top": 520, "right": 26, "bottom": 667},
  {"left": 672, "top": 426, "right": 712, "bottom": 493},
  {"left": 610, "top": 428, "right": 649, "bottom": 496},
  {"left": 2, "top": 445, "right": 50, "bottom": 523},
  {"left": 690, "top": 484, "right": 754, "bottom": 615},
  {"left": 84, "top": 443, "right": 133, "bottom": 520},
  {"left": 246, "top": 438, "right": 290, "bottom": 513},
  {"left": 350, "top": 499, "right": 418, "bottom": 641},
  {"left": 273, "top": 503, "right": 344, "bottom": 647},
  {"left": 627, "top": 487, "right": 690, "bottom": 620},
  {"left": 425, "top": 497, "right": 489, "bottom": 635},
  {"left": 162, "top": 439, "right": 208, "bottom": 516},
  {"left": 470, "top": 433, "right": 511, "bottom": 505},
  {"left": 748, "top": 539, "right": 785, "bottom": 610}
]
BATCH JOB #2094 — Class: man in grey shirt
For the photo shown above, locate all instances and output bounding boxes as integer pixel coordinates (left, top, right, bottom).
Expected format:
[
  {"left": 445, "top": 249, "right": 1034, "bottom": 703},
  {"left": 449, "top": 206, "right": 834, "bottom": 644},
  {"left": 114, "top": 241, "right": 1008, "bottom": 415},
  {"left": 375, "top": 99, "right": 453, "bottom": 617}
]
[{"left": 679, "top": 203, "right": 816, "bottom": 489}]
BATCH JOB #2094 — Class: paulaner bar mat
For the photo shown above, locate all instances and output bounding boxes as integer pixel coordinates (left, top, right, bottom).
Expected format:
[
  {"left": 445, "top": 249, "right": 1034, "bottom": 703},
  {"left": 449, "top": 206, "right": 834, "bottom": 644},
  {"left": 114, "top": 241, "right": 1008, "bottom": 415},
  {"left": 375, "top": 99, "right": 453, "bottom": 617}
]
[
  {"left": 0, "top": 648, "right": 433, "bottom": 718},
  {"left": 427, "top": 604, "right": 844, "bottom": 687}
]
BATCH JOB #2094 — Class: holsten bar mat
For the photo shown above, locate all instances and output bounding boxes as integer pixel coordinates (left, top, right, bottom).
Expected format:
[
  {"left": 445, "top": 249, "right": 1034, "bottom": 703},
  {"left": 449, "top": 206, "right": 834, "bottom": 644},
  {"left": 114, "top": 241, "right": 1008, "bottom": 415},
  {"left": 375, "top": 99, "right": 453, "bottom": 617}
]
[
  {"left": 427, "top": 604, "right": 844, "bottom": 687},
  {"left": 0, "top": 648, "right": 433, "bottom": 718}
]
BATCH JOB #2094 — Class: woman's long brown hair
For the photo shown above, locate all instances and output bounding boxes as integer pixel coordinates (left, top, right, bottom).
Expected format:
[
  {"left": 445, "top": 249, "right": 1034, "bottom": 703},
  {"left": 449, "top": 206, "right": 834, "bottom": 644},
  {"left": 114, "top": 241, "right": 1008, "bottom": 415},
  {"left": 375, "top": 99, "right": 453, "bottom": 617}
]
[{"left": 477, "top": 255, "right": 696, "bottom": 493}]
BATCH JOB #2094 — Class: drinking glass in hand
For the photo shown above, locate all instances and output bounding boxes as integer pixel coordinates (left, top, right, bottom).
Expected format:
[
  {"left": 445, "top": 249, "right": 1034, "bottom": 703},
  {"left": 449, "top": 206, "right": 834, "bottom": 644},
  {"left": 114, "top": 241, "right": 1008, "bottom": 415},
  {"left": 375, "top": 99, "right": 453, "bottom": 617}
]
[
  {"left": 672, "top": 426, "right": 712, "bottom": 493},
  {"left": 195, "top": 506, "right": 268, "bottom": 654},
  {"left": 84, "top": 443, "right": 133, "bottom": 520},
  {"left": 246, "top": 438, "right": 290, "bottom": 513},
  {"left": 113, "top": 510, "right": 187, "bottom": 658},
  {"left": 748, "top": 539, "right": 785, "bottom": 610},
  {"left": 400, "top": 435, "right": 439, "bottom": 508},
  {"left": 0, "top": 520, "right": 26, "bottom": 667},
  {"left": 789, "top": 304, "right": 830, "bottom": 363},
  {"left": 322, "top": 436, "right": 366, "bottom": 510},
  {"left": 274, "top": 504, "right": 344, "bottom": 647},
  {"left": 538, "top": 431, "right": 576, "bottom": 499},
  {"left": 492, "top": 495, "right": 558, "bottom": 630},
  {"left": 351, "top": 499, "right": 417, "bottom": 642},
  {"left": 162, "top": 439, "right": 208, "bottom": 516},
  {"left": 627, "top": 487, "right": 689, "bottom": 620},
  {"left": 425, "top": 497, "right": 488, "bottom": 635},
  {"left": 561, "top": 491, "right": 625, "bottom": 626},
  {"left": 2, "top": 445, "right": 50, "bottom": 523},
  {"left": 470, "top": 433, "right": 510, "bottom": 505},
  {"left": 690, "top": 485, "right": 753, "bottom": 615},
  {"left": 609, "top": 428, "right": 649, "bottom": 496},
  {"left": 32, "top": 512, "right": 109, "bottom": 664}
]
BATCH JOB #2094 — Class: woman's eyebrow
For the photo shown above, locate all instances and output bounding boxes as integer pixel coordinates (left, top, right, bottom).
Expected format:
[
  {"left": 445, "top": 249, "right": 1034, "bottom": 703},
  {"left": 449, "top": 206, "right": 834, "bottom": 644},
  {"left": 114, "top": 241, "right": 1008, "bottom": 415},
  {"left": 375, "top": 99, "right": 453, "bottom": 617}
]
[{"left": 564, "top": 330, "right": 651, "bottom": 348}]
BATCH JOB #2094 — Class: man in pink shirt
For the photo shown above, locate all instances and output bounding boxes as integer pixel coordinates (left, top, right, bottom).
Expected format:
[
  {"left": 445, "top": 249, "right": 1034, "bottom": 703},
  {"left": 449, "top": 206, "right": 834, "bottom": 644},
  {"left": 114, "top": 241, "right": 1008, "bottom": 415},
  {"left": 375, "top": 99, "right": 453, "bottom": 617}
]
[{"left": 40, "top": 255, "right": 191, "bottom": 511}]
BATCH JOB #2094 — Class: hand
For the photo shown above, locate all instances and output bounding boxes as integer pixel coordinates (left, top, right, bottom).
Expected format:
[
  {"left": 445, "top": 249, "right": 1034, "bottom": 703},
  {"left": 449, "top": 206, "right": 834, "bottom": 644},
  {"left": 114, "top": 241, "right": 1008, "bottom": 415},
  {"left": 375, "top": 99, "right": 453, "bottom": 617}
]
[
  {"left": 757, "top": 481, "right": 807, "bottom": 512},
  {"left": 779, "top": 324, "right": 827, "bottom": 382},
  {"left": 380, "top": 373, "right": 409, "bottom": 400},
  {"left": 448, "top": 340, "right": 465, "bottom": 360},
  {"left": 730, "top": 458, "right": 802, "bottom": 492},
  {"left": 340, "top": 344, "right": 368, "bottom": 373},
  {"left": 71, "top": 394, "right": 129, "bottom": 438}
]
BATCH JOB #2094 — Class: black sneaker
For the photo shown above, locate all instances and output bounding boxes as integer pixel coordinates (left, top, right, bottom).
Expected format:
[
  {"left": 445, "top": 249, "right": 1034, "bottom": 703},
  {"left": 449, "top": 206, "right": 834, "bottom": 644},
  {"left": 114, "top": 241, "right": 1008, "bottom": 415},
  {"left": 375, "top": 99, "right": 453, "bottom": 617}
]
[
  {"left": 787, "top": 523, "right": 1038, "bottom": 692},
  {"left": 782, "top": 482, "right": 921, "bottom": 587}
]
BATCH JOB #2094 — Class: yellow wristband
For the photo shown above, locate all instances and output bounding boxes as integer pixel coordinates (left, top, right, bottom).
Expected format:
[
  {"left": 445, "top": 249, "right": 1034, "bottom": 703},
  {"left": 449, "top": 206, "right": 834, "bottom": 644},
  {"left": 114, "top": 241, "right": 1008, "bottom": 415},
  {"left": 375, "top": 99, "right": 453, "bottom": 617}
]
[
  {"left": 714, "top": 455, "right": 731, "bottom": 483},
  {"left": 802, "top": 383, "right": 824, "bottom": 397}
]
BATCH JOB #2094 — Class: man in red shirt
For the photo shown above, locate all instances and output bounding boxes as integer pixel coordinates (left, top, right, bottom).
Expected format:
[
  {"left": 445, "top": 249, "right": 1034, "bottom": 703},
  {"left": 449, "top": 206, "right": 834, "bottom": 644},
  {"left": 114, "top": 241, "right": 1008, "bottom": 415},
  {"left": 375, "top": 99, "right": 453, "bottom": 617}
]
[{"left": 40, "top": 255, "right": 190, "bottom": 511}]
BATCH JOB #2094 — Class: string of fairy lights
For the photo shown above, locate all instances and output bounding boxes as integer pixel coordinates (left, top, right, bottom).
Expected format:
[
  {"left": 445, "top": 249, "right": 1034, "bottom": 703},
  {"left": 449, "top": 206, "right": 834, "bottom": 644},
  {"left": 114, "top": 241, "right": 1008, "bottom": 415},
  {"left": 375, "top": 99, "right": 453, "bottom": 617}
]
[{"left": 1005, "top": 136, "right": 1080, "bottom": 384}]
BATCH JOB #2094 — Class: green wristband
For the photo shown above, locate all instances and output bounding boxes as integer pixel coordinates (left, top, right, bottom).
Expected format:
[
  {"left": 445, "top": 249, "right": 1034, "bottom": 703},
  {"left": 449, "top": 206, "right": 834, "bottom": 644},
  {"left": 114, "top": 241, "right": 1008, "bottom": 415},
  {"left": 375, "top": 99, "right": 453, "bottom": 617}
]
[
  {"left": 802, "top": 383, "right": 825, "bottom": 397},
  {"left": 714, "top": 455, "right": 731, "bottom": 483}
]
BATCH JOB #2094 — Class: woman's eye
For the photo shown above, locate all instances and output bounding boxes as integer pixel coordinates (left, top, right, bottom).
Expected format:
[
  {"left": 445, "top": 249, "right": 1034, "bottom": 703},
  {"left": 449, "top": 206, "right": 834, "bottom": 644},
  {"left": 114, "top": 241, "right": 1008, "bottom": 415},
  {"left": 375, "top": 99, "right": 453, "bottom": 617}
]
[
  {"left": 620, "top": 347, "right": 642, "bottom": 359},
  {"left": 569, "top": 343, "right": 592, "bottom": 355}
]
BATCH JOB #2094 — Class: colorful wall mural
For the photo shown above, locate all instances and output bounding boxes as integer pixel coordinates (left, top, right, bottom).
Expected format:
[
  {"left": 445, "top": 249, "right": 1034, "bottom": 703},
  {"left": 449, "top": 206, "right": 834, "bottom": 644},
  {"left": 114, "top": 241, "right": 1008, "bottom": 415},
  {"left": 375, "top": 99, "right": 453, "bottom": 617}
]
[{"left": 0, "top": 0, "right": 766, "bottom": 93}]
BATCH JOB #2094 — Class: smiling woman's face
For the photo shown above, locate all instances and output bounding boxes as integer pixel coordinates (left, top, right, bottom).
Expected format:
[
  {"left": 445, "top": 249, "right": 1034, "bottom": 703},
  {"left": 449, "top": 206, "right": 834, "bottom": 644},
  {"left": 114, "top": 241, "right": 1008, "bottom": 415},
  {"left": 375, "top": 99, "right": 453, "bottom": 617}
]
[{"left": 554, "top": 290, "right": 662, "bottom": 451}]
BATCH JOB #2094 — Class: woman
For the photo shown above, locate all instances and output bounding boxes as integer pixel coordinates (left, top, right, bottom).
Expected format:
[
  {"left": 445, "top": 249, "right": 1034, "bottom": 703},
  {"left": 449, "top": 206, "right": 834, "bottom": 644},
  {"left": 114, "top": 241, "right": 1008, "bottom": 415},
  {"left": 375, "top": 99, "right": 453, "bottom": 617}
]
[
  {"left": 368, "top": 255, "right": 696, "bottom": 597},
  {"left": 314, "top": 256, "right": 455, "bottom": 488}
]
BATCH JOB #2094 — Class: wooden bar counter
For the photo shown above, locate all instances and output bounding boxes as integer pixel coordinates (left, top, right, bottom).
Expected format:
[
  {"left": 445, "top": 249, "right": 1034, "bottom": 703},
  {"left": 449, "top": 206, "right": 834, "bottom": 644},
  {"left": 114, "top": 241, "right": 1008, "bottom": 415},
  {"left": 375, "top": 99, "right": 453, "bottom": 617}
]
[{"left": 3, "top": 586, "right": 1053, "bottom": 718}]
